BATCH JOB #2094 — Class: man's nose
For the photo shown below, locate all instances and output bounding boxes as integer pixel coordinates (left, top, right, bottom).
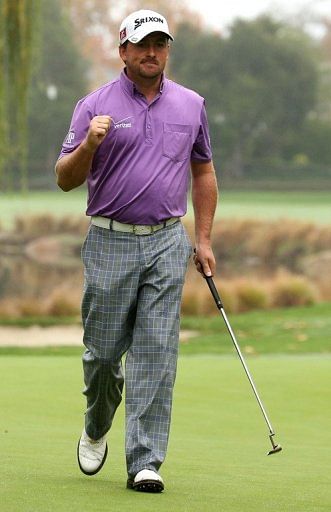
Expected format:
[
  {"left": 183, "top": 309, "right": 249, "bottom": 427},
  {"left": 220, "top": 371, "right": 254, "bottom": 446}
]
[{"left": 146, "top": 43, "right": 156, "bottom": 55}]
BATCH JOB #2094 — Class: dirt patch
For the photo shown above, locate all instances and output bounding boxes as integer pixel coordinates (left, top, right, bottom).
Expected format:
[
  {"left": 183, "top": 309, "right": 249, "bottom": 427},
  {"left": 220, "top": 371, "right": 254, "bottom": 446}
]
[
  {"left": 0, "top": 326, "right": 84, "bottom": 347},
  {"left": 0, "top": 326, "right": 198, "bottom": 347}
]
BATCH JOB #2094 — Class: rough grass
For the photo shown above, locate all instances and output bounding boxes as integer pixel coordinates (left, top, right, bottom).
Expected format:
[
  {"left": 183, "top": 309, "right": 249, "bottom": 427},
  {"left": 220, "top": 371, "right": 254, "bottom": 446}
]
[
  {"left": 179, "top": 302, "right": 331, "bottom": 356},
  {"left": 1, "top": 354, "right": 330, "bottom": 512}
]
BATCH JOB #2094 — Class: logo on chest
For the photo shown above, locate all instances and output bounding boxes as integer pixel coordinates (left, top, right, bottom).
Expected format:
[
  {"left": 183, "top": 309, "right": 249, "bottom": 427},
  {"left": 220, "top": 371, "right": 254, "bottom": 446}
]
[{"left": 113, "top": 116, "right": 133, "bottom": 129}]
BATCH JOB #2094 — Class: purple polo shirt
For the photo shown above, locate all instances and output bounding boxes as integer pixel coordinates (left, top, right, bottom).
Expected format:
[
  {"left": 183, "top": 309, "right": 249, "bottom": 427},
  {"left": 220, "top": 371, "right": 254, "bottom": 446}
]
[{"left": 59, "top": 70, "right": 212, "bottom": 224}]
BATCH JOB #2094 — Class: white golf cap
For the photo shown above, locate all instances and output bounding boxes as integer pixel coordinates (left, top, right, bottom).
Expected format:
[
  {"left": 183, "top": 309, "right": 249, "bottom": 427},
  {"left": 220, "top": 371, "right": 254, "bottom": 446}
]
[{"left": 119, "top": 9, "right": 174, "bottom": 45}]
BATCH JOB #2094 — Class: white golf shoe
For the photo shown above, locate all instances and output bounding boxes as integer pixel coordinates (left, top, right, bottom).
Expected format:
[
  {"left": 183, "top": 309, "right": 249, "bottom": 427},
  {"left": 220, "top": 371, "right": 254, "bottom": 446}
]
[
  {"left": 77, "top": 429, "right": 108, "bottom": 475},
  {"left": 128, "top": 469, "right": 164, "bottom": 493}
]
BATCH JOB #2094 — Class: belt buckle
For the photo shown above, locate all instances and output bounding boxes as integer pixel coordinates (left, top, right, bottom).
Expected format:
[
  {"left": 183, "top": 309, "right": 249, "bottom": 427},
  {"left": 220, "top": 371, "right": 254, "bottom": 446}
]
[{"left": 133, "top": 224, "right": 153, "bottom": 235}]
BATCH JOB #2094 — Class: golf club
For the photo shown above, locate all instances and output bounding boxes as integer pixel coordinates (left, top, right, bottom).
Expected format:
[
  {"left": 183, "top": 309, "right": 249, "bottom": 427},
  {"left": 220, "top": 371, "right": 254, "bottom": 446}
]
[{"left": 204, "top": 275, "right": 282, "bottom": 455}]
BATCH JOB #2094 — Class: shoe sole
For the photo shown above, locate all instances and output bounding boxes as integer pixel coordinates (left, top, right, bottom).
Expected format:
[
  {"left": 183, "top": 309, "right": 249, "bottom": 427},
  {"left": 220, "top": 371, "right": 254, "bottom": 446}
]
[
  {"left": 77, "top": 440, "right": 108, "bottom": 476},
  {"left": 127, "top": 478, "right": 134, "bottom": 489},
  {"left": 129, "top": 479, "right": 164, "bottom": 493}
]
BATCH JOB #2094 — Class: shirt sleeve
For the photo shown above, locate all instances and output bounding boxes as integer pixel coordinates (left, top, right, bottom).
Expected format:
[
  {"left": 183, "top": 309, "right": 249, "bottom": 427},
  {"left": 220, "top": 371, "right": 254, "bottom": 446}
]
[
  {"left": 190, "top": 102, "right": 213, "bottom": 162},
  {"left": 57, "top": 99, "right": 93, "bottom": 159}
]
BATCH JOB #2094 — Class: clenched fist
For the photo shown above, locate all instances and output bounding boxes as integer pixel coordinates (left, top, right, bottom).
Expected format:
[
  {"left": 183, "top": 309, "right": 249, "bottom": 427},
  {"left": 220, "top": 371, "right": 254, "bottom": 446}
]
[{"left": 85, "top": 115, "right": 112, "bottom": 152}]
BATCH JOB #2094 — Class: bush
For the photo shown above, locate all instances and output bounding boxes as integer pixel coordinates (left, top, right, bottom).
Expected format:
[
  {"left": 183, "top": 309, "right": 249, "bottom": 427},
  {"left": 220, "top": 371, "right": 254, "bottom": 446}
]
[
  {"left": 181, "top": 278, "right": 237, "bottom": 316},
  {"left": 270, "top": 274, "right": 319, "bottom": 308},
  {"left": 181, "top": 272, "right": 320, "bottom": 315},
  {"left": 0, "top": 299, "right": 20, "bottom": 318},
  {"left": 13, "top": 214, "right": 89, "bottom": 239},
  {"left": 235, "top": 280, "right": 268, "bottom": 312},
  {"left": 45, "top": 287, "right": 81, "bottom": 317},
  {"left": 18, "top": 298, "right": 47, "bottom": 317},
  {"left": 300, "top": 251, "right": 331, "bottom": 300},
  {"left": 190, "top": 217, "right": 331, "bottom": 274},
  {"left": 0, "top": 297, "right": 47, "bottom": 318},
  {"left": 247, "top": 221, "right": 319, "bottom": 270},
  {"left": 203, "top": 279, "right": 237, "bottom": 314},
  {"left": 181, "top": 281, "right": 202, "bottom": 316}
]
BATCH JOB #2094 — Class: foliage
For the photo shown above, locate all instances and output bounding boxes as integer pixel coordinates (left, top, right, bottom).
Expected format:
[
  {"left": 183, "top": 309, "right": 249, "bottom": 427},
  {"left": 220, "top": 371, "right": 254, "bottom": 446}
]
[
  {"left": 2, "top": 211, "right": 331, "bottom": 320},
  {"left": 283, "top": 118, "right": 331, "bottom": 165},
  {"left": 208, "top": 217, "right": 331, "bottom": 273},
  {"left": 0, "top": 0, "right": 41, "bottom": 191},
  {"left": 270, "top": 274, "right": 318, "bottom": 308},
  {"left": 170, "top": 16, "right": 322, "bottom": 179},
  {"left": 27, "top": 0, "right": 88, "bottom": 189},
  {"left": 0, "top": 1, "right": 6, "bottom": 180},
  {"left": 0, "top": 0, "right": 87, "bottom": 191},
  {"left": 181, "top": 273, "right": 320, "bottom": 316},
  {"left": 235, "top": 280, "right": 268, "bottom": 312},
  {"left": 12, "top": 213, "right": 88, "bottom": 238}
]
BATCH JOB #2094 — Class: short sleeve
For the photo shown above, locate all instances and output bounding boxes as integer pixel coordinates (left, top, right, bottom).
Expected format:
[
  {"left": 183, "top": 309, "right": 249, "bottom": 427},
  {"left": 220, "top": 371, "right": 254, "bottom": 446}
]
[
  {"left": 57, "top": 99, "right": 93, "bottom": 159},
  {"left": 190, "top": 102, "right": 212, "bottom": 162}
]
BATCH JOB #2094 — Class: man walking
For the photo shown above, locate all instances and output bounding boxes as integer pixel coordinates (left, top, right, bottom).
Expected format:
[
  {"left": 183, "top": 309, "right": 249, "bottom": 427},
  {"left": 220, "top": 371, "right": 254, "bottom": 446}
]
[{"left": 56, "top": 9, "right": 218, "bottom": 493}]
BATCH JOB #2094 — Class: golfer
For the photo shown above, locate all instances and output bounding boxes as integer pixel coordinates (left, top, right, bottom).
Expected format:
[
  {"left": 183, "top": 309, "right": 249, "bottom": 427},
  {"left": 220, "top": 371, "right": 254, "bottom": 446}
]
[{"left": 55, "top": 9, "right": 218, "bottom": 493}]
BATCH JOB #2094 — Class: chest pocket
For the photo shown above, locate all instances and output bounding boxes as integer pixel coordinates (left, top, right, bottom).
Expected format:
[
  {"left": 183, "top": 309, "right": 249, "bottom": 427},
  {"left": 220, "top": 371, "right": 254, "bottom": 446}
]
[{"left": 163, "top": 123, "right": 192, "bottom": 162}]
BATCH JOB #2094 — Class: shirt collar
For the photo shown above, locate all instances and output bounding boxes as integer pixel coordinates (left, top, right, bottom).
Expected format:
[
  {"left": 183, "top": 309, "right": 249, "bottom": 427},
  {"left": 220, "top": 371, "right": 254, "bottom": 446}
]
[{"left": 120, "top": 69, "right": 166, "bottom": 97}]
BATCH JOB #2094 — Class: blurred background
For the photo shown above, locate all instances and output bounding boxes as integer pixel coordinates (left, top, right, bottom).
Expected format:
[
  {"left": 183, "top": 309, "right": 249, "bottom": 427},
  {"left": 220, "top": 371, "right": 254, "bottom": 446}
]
[
  {"left": 2, "top": 0, "right": 331, "bottom": 190},
  {"left": 1, "top": 0, "right": 331, "bottom": 322}
]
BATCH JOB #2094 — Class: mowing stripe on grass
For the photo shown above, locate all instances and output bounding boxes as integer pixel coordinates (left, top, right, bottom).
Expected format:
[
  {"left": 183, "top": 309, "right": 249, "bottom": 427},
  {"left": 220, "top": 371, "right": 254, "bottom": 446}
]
[{"left": 1, "top": 355, "right": 330, "bottom": 511}]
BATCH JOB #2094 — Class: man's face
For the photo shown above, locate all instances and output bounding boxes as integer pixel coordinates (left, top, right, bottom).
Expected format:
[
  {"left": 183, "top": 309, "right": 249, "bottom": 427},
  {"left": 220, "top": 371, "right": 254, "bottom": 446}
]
[{"left": 119, "top": 32, "right": 170, "bottom": 81}]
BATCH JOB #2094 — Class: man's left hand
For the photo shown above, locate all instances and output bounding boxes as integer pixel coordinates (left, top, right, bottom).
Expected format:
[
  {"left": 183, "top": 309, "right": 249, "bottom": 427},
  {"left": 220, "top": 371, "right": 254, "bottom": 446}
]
[{"left": 193, "top": 244, "right": 216, "bottom": 277}]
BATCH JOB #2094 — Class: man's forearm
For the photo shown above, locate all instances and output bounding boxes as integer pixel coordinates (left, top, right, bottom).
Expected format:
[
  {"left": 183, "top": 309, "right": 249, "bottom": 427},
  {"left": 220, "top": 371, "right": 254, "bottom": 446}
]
[
  {"left": 191, "top": 163, "right": 218, "bottom": 243},
  {"left": 55, "top": 140, "right": 95, "bottom": 192},
  {"left": 191, "top": 160, "right": 218, "bottom": 276}
]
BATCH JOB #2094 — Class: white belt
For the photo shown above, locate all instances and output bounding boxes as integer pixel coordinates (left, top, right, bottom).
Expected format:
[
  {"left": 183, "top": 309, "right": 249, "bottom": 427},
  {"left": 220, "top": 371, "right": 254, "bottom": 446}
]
[{"left": 91, "top": 216, "right": 180, "bottom": 235}]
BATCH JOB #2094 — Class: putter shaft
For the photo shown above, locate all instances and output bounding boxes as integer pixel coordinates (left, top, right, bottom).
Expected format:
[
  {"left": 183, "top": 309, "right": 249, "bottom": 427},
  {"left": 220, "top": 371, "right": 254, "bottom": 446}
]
[
  {"left": 205, "top": 276, "right": 282, "bottom": 455},
  {"left": 220, "top": 306, "right": 274, "bottom": 435}
]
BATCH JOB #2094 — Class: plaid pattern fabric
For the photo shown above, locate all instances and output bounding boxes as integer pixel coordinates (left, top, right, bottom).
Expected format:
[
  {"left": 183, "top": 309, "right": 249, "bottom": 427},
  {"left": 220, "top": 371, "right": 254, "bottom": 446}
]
[{"left": 81, "top": 221, "right": 192, "bottom": 477}]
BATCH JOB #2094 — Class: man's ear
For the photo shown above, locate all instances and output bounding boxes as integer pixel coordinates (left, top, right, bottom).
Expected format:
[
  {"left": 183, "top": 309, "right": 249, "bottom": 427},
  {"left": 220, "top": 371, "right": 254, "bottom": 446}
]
[{"left": 119, "top": 45, "right": 126, "bottom": 63}]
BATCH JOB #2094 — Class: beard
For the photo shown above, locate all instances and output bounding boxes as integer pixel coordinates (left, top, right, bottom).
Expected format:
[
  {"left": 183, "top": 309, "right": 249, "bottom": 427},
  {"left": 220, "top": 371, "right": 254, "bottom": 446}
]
[
  {"left": 124, "top": 56, "right": 167, "bottom": 85},
  {"left": 138, "top": 60, "right": 163, "bottom": 79}
]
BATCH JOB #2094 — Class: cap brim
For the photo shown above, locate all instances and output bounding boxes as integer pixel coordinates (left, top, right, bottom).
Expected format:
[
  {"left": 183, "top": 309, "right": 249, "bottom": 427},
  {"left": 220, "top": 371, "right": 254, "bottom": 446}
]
[{"left": 128, "top": 29, "right": 174, "bottom": 44}]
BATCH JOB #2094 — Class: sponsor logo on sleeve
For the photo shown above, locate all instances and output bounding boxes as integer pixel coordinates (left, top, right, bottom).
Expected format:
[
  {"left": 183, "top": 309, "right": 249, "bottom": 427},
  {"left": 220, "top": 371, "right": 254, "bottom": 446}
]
[{"left": 64, "top": 130, "right": 75, "bottom": 145}]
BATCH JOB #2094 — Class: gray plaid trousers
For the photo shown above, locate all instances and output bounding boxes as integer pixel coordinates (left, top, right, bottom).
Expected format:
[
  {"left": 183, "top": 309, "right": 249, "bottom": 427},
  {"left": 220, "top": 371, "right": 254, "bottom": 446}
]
[{"left": 81, "top": 221, "right": 192, "bottom": 477}]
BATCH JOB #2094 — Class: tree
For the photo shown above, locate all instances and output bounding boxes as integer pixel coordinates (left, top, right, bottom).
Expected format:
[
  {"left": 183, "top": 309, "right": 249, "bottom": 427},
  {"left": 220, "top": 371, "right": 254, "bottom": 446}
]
[
  {"left": 170, "top": 16, "right": 319, "bottom": 178},
  {"left": 0, "top": 0, "right": 41, "bottom": 191},
  {"left": 27, "top": 0, "right": 88, "bottom": 188},
  {"left": 315, "top": 18, "right": 331, "bottom": 120}
]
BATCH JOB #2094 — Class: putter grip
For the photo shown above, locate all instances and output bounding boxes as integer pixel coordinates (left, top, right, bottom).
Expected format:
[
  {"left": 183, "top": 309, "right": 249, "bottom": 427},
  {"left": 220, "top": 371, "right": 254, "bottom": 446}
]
[{"left": 205, "top": 276, "right": 223, "bottom": 310}]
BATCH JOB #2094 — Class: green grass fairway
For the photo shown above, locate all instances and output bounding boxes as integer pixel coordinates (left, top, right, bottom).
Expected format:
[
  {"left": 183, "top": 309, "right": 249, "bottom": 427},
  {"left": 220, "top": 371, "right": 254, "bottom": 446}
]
[
  {"left": 1, "top": 355, "right": 330, "bottom": 511},
  {"left": 214, "top": 190, "right": 331, "bottom": 224},
  {"left": 1, "top": 189, "right": 331, "bottom": 227}
]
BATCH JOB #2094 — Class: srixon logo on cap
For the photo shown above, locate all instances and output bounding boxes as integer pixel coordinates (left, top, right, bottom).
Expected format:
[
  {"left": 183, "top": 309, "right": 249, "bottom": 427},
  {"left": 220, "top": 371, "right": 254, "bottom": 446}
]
[{"left": 134, "top": 16, "right": 164, "bottom": 30}]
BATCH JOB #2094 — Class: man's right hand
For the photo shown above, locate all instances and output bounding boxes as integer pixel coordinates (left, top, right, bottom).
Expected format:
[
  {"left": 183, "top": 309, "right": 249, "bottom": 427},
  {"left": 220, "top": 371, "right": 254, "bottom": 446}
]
[
  {"left": 84, "top": 115, "right": 112, "bottom": 152},
  {"left": 56, "top": 115, "right": 112, "bottom": 191}
]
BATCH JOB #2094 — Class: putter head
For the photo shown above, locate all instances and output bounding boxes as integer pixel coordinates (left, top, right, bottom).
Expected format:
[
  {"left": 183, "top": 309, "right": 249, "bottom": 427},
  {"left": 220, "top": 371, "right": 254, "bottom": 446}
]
[
  {"left": 267, "top": 433, "right": 282, "bottom": 455},
  {"left": 267, "top": 444, "right": 282, "bottom": 455}
]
